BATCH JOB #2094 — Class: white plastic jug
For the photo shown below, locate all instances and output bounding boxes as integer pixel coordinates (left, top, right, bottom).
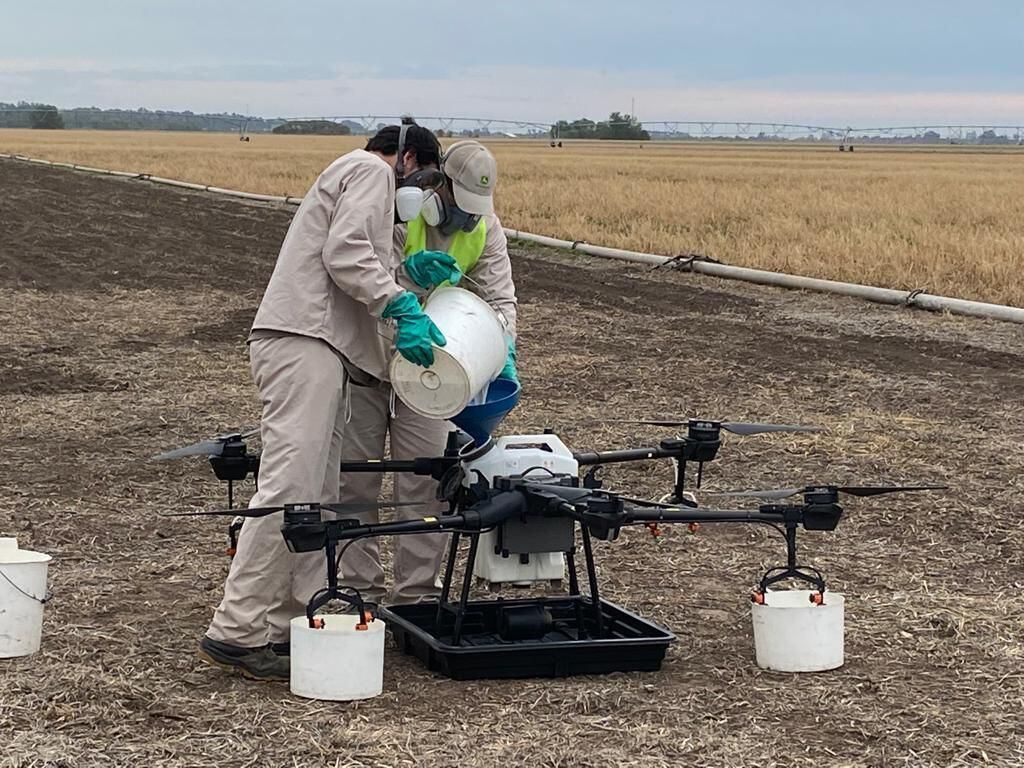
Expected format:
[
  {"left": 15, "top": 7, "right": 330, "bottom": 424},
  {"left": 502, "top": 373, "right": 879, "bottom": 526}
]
[
  {"left": 751, "top": 589, "right": 845, "bottom": 672},
  {"left": 289, "top": 614, "right": 386, "bottom": 701},
  {"left": 389, "top": 286, "right": 506, "bottom": 419},
  {"left": 0, "top": 537, "right": 51, "bottom": 658}
]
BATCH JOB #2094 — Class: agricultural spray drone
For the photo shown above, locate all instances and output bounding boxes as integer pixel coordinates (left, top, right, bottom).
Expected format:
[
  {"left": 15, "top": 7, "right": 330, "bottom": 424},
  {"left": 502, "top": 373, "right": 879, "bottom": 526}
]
[{"left": 156, "top": 381, "right": 944, "bottom": 679}]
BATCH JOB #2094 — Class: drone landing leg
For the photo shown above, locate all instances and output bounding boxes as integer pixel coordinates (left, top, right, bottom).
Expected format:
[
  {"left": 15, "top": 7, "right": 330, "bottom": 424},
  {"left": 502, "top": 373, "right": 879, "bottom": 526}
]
[
  {"left": 451, "top": 534, "right": 480, "bottom": 646},
  {"left": 580, "top": 525, "right": 605, "bottom": 638},
  {"left": 756, "top": 522, "right": 826, "bottom": 597},
  {"left": 565, "top": 548, "right": 587, "bottom": 639},
  {"left": 434, "top": 532, "right": 462, "bottom": 634},
  {"left": 305, "top": 538, "right": 365, "bottom": 627},
  {"left": 227, "top": 479, "right": 234, "bottom": 509}
]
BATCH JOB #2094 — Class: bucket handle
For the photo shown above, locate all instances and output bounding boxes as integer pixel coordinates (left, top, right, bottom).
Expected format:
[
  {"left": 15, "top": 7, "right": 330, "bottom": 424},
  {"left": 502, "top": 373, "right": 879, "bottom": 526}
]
[{"left": 0, "top": 568, "right": 51, "bottom": 604}]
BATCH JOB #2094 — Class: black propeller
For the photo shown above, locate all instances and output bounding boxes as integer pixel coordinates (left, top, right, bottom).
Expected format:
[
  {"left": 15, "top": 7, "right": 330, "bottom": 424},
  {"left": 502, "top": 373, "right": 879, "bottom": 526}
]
[
  {"left": 152, "top": 426, "right": 259, "bottom": 460},
  {"left": 702, "top": 484, "right": 947, "bottom": 500},
  {"left": 160, "top": 500, "right": 429, "bottom": 518},
  {"left": 624, "top": 419, "right": 824, "bottom": 436}
]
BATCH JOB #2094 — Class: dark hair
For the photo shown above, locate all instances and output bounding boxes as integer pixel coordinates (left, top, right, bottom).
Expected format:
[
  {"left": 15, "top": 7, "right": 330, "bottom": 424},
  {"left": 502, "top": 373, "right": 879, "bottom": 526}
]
[{"left": 366, "top": 122, "right": 441, "bottom": 167}]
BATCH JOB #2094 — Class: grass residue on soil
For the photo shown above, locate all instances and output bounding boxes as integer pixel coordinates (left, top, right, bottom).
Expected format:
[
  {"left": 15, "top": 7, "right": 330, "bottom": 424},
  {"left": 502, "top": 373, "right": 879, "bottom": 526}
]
[{"left": 2, "top": 159, "right": 1024, "bottom": 767}]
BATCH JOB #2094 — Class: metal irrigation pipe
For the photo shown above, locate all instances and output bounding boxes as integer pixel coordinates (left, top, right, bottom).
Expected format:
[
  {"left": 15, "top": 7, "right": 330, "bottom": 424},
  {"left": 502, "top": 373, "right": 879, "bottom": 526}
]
[{"left": 502, "top": 229, "right": 1024, "bottom": 325}]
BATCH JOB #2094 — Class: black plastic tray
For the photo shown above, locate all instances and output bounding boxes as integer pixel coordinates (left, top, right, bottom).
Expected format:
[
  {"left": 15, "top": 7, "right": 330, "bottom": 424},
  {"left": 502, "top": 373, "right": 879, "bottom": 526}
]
[{"left": 381, "top": 597, "right": 675, "bottom": 680}]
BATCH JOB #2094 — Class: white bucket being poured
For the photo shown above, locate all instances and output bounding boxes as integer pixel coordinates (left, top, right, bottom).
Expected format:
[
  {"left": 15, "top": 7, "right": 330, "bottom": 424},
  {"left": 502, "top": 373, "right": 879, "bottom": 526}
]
[
  {"left": 751, "top": 589, "right": 845, "bottom": 673},
  {"left": 289, "top": 614, "right": 386, "bottom": 701},
  {"left": 389, "top": 286, "right": 506, "bottom": 419},
  {"left": 0, "top": 537, "right": 51, "bottom": 658}
]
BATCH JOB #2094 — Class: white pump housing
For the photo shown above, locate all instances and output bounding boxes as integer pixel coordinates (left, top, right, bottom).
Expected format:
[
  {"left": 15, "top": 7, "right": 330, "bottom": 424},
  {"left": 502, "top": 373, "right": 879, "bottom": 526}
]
[{"left": 462, "top": 434, "right": 578, "bottom": 587}]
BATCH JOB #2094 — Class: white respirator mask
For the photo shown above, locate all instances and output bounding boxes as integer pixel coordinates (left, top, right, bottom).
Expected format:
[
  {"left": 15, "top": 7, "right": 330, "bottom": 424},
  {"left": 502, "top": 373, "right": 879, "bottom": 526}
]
[
  {"left": 395, "top": 186, "right": 427, "bottom": 222},
  {"left": 396, "top": 166, "right": 445, "bottom": 223},
  {"left": 420, "top": 190, "right": 445, "bottom": 227},
  {"left": 422, "top": 188, "right": 480, "bottom": 234}
]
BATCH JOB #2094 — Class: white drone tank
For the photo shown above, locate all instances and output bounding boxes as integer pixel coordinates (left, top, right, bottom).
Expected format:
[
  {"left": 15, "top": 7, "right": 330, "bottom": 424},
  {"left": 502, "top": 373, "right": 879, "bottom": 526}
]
[{"left": 462, "top": 434, "right": 578, "bottom": 587}]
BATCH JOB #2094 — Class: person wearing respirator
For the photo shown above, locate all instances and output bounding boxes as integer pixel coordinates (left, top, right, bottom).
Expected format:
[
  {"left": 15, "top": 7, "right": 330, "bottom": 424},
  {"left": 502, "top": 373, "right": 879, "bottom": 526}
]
[
  {"left": 198, "top": 122, "right": 454, "bottom": 681},
  {"left": 316, "top": 140, "right": 518, "bottom": 612}
]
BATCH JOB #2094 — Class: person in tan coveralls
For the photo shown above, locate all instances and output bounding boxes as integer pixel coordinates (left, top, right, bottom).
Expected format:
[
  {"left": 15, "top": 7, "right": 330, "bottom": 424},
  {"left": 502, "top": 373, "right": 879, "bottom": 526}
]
[
  {"left": 335, "top": 141, "right": 519, "bottom": 608},
  {"left": 198, "top": 123, "right": 460, "bottom": 681}
]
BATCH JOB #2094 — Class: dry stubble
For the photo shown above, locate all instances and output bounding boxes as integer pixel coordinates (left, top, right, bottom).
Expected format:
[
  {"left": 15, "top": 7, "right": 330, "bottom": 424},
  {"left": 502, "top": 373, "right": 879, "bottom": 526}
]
[{"left": 2, "top": 129, "right": 1022, "bottom": 306}]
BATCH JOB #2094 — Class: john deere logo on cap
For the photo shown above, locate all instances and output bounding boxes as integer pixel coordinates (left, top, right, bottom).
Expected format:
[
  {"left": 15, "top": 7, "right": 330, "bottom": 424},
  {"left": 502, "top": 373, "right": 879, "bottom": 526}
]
[{"left": 480, "top": 174, "right": 490, "bottom": 186}]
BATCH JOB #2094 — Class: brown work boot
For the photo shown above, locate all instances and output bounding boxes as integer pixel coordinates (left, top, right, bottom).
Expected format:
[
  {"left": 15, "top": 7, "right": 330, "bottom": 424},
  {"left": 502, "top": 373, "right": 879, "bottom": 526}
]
[{"left": 197, "top": 636, "right": 290, "bottom": 681}]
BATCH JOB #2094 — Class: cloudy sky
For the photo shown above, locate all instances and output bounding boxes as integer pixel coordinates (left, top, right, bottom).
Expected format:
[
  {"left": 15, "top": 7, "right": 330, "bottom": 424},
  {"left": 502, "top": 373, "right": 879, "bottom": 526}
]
[{"left": 2, "top": 1, "right": 1022, "bottom": 127}]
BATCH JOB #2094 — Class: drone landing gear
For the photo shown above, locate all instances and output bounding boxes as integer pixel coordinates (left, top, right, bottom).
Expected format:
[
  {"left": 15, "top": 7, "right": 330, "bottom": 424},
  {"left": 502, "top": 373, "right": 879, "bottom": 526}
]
[
  {"left": 211, "top": 451, "right": 259, "bottom": 559},
  {"left": 429, "top": 523, "right": 608, "bottom": 645},
  {"left": 305, "top": 537, "right": 372, "bottom": 629},
  {"left": 752, "top": 521, "right": 827, "bottom": 604},
  {"left": 381, "top": 522, "right": 674, "bottom": 679}
]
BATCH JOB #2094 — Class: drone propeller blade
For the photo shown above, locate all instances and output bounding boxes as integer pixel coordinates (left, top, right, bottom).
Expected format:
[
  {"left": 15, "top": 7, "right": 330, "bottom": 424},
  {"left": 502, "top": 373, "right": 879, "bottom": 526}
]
[
  {"left": 217, "top": 425, "right": 260, "bottom": 441},
  {"left": 720, "top": 422, "right": 825, "bottom": 436},
  {"left": 159, "top": 500, "right": 432, "bottom": 519},
  {"left": 152, "top": 425, "right": 259, "bottom": 460},
  {"left": 320, "top": 501, "right": 432, "bottom": 513},
  {"left": 837, "top": 485, "right": 947, "bottom": 497},
  {"left": 160, "top": 505, "right": 285, "bottom": 518},
  {"left": 704, "top": 484, "right": 947, "bottom": 500},
  {"left": 620, "top": 499, "right": 751, "bottom": 516},
  {"left": 702, "top": 487, "right": 804, "bottom": 500},
  {"left": 616, "top": 419, "right": 824, "bottom": 435},
  {"left": 623, "top": 419, "right": 690, "bottom": 428},
  {"left": 152, "top": 439, "right": 226, "bottom": 461},
  {"left": 618, "top": 495, "right": 691, "bottom": 509}
]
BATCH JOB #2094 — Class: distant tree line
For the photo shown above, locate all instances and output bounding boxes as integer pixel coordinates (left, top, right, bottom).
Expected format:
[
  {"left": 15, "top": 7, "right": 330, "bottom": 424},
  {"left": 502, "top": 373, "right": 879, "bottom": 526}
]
[
  {"left": 58, "top": 107, "right": 282, "bottom": 132},
  {"left": 0, "top": 104, "right": 290, "bottom": 132},
  {"left": 552, "top": 112, "right": 650, "bottom": 140},
  {"left": 272, "top": 120, "right": 351, "bottom": 136},
  {"left": 0, "top": 102, "right": 65, "bottom": 129},
  {"left": 0, "top": 106, "right": 381, "bottom": 134}
]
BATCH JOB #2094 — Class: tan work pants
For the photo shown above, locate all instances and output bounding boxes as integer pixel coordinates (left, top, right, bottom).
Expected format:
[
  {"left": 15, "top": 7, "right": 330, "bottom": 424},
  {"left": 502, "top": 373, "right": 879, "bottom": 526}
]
[
  {"left": 206, "top": 334, "right": 347, "bottom": 648},
  {"left": 337, "top": 382, "right": 452, "bottom": 604}
]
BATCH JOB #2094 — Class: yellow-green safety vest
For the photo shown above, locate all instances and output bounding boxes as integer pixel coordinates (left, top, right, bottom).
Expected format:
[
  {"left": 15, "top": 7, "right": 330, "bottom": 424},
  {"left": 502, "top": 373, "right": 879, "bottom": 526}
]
[{"left": 404, "top": 215, "right": 487, "bottom": 277}]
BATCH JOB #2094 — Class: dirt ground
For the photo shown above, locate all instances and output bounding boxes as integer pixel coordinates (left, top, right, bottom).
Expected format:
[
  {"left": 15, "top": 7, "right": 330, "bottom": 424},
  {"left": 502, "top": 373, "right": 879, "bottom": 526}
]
[{"left": 1, "top": 159, "right": 1023, "bottom": 768}]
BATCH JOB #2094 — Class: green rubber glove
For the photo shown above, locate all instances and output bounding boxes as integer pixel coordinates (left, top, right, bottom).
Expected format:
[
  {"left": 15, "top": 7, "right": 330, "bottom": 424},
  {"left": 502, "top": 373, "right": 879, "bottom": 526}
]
[
  {"left": 382, "top": 291, "right": 447, "bottom": 368},
  {"left": 497, "top": 337, "right": 519, "bottom": 383},
  {"left": 404, "top": 250, "right": 462, "bottom": 290}
]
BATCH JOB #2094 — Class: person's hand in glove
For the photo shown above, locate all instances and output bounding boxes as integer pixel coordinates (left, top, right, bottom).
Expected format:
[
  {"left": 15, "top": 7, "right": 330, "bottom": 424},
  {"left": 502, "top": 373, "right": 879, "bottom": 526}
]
[
  {"left": 497, "top": 337, "right": 519, "bottom": 384},
  {"left": 382, "top": 291, "right": 446, "bottom": 367},
  {"left": 403, "top": 250, "right": 462, "bottom": 290}
]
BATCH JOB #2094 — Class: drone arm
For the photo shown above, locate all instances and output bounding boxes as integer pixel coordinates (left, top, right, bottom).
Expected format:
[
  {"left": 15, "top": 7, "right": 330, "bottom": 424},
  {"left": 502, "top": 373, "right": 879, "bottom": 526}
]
[
  {"left": 340, "top": 456, "right": 458, "bottom": 480},
  {"left": 622, "top": 506, "right": 782, "bottom": 526},
  {"left": 574, "top": 446, "right": 672, "bottom": 466},
  {"left": 340, "top": 459, "right": 419, "bottom": 474},
  {"left": 330, "top": 490, "right": 528, "bottom": 540},
  {"left": 330, "top": 513, "right": 466, "bottom": 540}
]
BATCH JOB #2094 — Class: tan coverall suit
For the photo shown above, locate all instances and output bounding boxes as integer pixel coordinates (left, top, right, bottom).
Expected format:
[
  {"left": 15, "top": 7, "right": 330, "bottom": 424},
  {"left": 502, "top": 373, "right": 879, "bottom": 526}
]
[
  {"left": 336, "top": 213, "right": 518, "bottom": 605},
  {"left": 206, "top": 149, "right": 414, "bottom": 648}
]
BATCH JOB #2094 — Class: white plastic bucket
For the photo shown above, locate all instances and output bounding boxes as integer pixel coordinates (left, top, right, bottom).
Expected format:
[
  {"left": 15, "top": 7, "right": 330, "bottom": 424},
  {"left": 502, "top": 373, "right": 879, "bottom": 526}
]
[
  {"left": 751, "top": 589, "right": 845, "bottom": 672},
  {"left": 389, "top": 286, "right": 506, "bottom": 419},
  {"left": 289, "top": 614, "right": 386, "bottom": 701},
  {"left": 0, "top": 537, "right": 51, "bottom": 658}
]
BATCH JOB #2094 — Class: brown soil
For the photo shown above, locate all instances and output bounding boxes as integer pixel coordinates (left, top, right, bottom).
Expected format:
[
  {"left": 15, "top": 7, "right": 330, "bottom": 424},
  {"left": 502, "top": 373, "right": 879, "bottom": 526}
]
[{"left": 2, "top": 159, "right": 1023, "bottom": 768}]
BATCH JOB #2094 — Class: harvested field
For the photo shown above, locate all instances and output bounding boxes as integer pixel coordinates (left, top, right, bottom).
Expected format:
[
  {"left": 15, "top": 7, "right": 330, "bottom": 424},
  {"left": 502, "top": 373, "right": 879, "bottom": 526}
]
[
  {"left": 2, "top": 159, "right": 1024, "bottom": 767},
  {"left": 2, "top": 129, "right": 1024, "bottom": 307}
]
